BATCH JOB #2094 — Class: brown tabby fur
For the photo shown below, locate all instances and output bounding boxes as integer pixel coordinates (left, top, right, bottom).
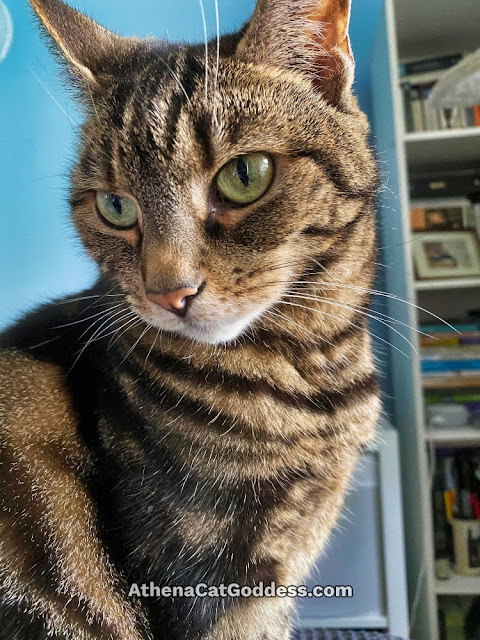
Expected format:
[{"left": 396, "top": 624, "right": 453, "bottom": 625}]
[{"left": 0, "top": 0, "right": 380, "bottom": 638}]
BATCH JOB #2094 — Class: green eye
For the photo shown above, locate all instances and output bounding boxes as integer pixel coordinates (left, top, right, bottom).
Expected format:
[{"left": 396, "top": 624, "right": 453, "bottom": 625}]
[
  {"left": 96, "top": 191, "right": 138, "bottom": 228},
  {"left": 216, "top": 153, "right": 274, "bottom": 205}
]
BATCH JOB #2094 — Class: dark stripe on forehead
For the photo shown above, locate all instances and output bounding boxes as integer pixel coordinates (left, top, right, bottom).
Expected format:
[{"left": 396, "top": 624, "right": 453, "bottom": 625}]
[
  {"left": 101, "top": 135, "right": 115, "bottom": 184},
  {"left": 110, "top": 79, "right": 136, "bottom": 130},
  {"left": 140, "top": 59, "right": 170, "bottom": 110},
  {"left": 163, "top": 51, "right": 205, "bottom": 158},
  {"left": 119, "top": 60, "right": 170, "bottom": 167},
  {"left": 193, "top": 112, "right": 214, "bottom": 169}
]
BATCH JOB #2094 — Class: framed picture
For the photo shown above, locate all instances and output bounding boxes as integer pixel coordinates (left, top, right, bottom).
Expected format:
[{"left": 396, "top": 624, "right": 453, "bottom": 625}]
[
  {"left": 410, "top": 197, "right": 472, "bottom": 231},
  {"left": 412, "top": 231, "right": 480, "bottom": 280}
]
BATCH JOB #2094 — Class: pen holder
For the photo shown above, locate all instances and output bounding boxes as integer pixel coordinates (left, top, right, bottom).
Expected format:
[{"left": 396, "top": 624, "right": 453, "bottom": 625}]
[{"left": 450, "top": 518, "right": 480, "bottom": 576}]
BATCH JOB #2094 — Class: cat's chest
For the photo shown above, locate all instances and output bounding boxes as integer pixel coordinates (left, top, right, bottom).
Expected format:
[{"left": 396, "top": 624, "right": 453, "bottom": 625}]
[{"left": 93, "top": 346, "right": 376, "bottom": 572}]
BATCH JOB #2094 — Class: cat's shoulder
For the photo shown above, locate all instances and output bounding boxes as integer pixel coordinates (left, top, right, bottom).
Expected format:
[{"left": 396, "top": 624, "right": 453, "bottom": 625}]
[
  {"left": 0, "top": 347, "right": 77, "bottom": 445},
  {"left": 0, "top": 296, "right": 90, "bottom": 447}
]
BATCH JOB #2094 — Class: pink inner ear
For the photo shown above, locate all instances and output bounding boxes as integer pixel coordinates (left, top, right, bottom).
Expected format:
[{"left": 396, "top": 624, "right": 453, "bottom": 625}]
[
  {"left": 306, "top": 0, "right": 353, "bottom": 59},
  {"left": 311, "top": 51, "right": 347, "bottom": 104}
]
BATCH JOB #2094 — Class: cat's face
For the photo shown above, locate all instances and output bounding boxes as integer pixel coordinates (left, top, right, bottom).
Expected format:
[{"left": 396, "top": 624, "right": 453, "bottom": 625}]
[{"left": 32, "top": 0, "right": 378, "bottom": 345}]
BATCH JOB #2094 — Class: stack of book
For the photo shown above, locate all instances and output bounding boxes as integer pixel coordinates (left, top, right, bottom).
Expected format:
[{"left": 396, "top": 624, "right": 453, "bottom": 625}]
[
  {"left": 400, "top": 54, "right": 480, "bottom": 133},
  {"left": 421, "top": 323, "right": 480, "bottom": 378}
]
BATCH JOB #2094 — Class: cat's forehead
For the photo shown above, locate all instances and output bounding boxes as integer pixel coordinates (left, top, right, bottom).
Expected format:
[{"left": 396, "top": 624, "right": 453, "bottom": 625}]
[
  {"left": 118, "top": 49, "right": 301, "bottom": 125},
  {"left": 107, "top": 46, "right": 330, "bottom": 169}
]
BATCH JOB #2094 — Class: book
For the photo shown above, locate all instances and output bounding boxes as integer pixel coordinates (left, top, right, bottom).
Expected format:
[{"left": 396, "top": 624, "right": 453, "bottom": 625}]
[
  {"left": 422, "top": 367, "right": 480, "bottom": 376},
  {"left": 402, "top": 83, "right": 473, "bottom": 133},
  {"left": 406, "top": 85, "right": 424, "bottom": 132},
  {"left": 421, "top": 345, "right": 480, "bottom": 374},
  {"left": 421, "top": 85, "right": 439, "bottom": 131},
  {"left": 466, "top": 108, "right": 476, "bottom": 128},
  {"left": 399, "top": 53, "right": 480, "bottom": 134},
  {"left": 438, "top": 107, "right": 469, "bottom": 130},
  {"left": 474, "top": 105, "right": 480, "bottom": 127},
  {"left": 421, "top": 323, "right": 480, "bottom": 334},
  {"left": 420, "top": 333, "right": 480, "bottom": 348},
  {"left": 410, "top": 207, "right": 426, "bottom": 230},
  {"left": 424, "top": 392, "right": 480, "bottom": 405}
]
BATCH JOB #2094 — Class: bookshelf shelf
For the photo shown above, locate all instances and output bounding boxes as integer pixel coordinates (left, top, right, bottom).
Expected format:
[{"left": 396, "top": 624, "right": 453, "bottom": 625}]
[
  {"left": 405, "top": 127, "right": 480, "bottom": 172},
  {"left": 425, "top": 427, "right": 480, "bottom": 444},
  {"left": 404, "top": 127, "right": 480, "bottom": 143},
  {"left": 422, "top": 376, "right": 480, "bottom": 390},
  {"left": 415, "top": 278, "right": 480, "bottom": 291},
  {"left": 436, "top": 574, "right": 480, "bottom": 596}
]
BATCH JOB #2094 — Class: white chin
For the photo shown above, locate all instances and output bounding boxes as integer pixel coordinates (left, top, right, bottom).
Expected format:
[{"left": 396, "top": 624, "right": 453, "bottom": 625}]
[{"left": 177, "top": 317, "right": 252, "bottom": 345}]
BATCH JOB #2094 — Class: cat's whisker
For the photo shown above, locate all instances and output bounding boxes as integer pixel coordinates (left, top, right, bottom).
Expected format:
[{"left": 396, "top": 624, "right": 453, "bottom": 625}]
[
  {"left": 283, "top": 260, "right": 458, "bottom": 333},
  {"left": 108, "top": 315, "right": 144, "bottom": 349},
  {"left": 262, "top": 308, "right": 336, "bottom": 349},
  {"left": 262, "top": 256, "right": 312, "bottom": 275},
  {"left": 56, "top": 295, "right": 103, "bottom": 305},
  {"left": 284, "top": 286, "right": 434, "bottom": 338},
  {"left": 212, "top": 0, "right": 221, "bottom": 126},
  {"left": 265, "top": 261, "right": 304, "bottom": 273},
  {"left": 73, "top": 310, "right": 133, "bottom": 364},
  {"left": 281, "top": 293, "right": 419, "bottom": 355},
  {"left": 197, "top": 0, "right": 209, "bottom": 102},
  {"left": 152, "top": 52, "right": 191, "bottom": 102},
  {"left": 314, "top": 280, "right": 456, "bottom": 332},
  {"left": 87, "top": 311, "right": 138, "bottom": 345},
  {"left": 31, "top": 173, "right": 69, "bottom": 183},
  {"left": 67, "top": 308, "right": 133, "bottom": 371},
  {"left": 74, "top": 287, "right": 122, "bottom": 319},
  {"left": 28, "top": 68, "right": 115, "bottom": 167},
  {"left": 76, "top": 304, "right": 129, "bottom": 340},
  {"left": 117, "top": 324, "right": 153, "bottom": 367},
  {"left": 69, "top": 313, "right": 140, "bottom": 373},
  {"left": 52, "top": 302, "right": 125, "bottom": 330},
  {"left": 373, "top": 259, "right": 419, "bottom": 283},
  {"left": 29, "top": 68, "right": 77, "bottom": 128},
  {"left": 55, "top": 294, "right": 122, "bottom": 305},
  {"left": 145, "top": 327, "right": 161, "bottom": 364},
  {"left": 262, "top": 311, "right": 324, "bottom": 351},
  {"left": 277, "top": 299, "right": 411, "bottom": 360}
]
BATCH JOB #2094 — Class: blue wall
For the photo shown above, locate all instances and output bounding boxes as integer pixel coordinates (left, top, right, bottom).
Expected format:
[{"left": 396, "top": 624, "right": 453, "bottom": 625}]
[{"left": 0, "top": 0, "right": 382, "bottom": 328}]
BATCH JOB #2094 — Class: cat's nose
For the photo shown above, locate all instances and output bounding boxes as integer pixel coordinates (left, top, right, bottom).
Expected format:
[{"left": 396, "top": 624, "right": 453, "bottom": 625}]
[{"left": 146, "top": 284, "right": 203, "bottom": 318}]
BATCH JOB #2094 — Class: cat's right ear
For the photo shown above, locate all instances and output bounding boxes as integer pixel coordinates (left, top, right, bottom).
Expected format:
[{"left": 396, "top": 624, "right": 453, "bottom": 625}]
[
  {"left": 236, "top": 0, "right": 354, "bottom": 108},
  {"left": 30, "top": 0, "right": 141, "bottom": 88}
]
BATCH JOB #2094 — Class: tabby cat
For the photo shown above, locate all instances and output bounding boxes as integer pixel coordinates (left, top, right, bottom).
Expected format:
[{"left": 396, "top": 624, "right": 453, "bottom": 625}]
[{"left": 0, "top": 0, "right": 380, "bottom": 638}]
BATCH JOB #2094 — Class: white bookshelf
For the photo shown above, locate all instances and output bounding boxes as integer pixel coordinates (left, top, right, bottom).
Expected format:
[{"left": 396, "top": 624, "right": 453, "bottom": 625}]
[
  {"left": 404, "top": 128, "right": 480, "bottom": 143},
  {"left": 372, "top": 1, "right": 480, "bottom": 638},
  {"left": 415, "top": 278, "right": 480, "bottom": 291},
  {"left": 405, "top": 128, "right": 480, "bottom": 171},
  {"left": 425, "top": 427, "right": 480, "bottom": 445},
  {"left": 436, "top": 574, "right": 480, "bottom": 597}
]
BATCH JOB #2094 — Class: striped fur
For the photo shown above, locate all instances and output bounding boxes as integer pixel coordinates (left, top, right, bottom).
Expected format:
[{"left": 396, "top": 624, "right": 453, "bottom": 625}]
[{"left": 0, "top": 0, "right": 380, "bottom": 638}]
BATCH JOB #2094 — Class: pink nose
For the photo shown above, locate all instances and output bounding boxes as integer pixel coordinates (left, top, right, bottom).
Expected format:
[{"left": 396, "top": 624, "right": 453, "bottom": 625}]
[{"left": 147, "top": 286, "right": 200, "bottom": 318}]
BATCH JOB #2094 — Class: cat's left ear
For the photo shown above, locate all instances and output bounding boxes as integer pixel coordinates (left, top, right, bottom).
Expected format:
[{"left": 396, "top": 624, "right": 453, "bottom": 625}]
[
  {"left": 236, "top": 0, "right": 354, "bottom": 107},
  {"left": 30, "top": 0, "right": 141, "bottom": 88}
]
